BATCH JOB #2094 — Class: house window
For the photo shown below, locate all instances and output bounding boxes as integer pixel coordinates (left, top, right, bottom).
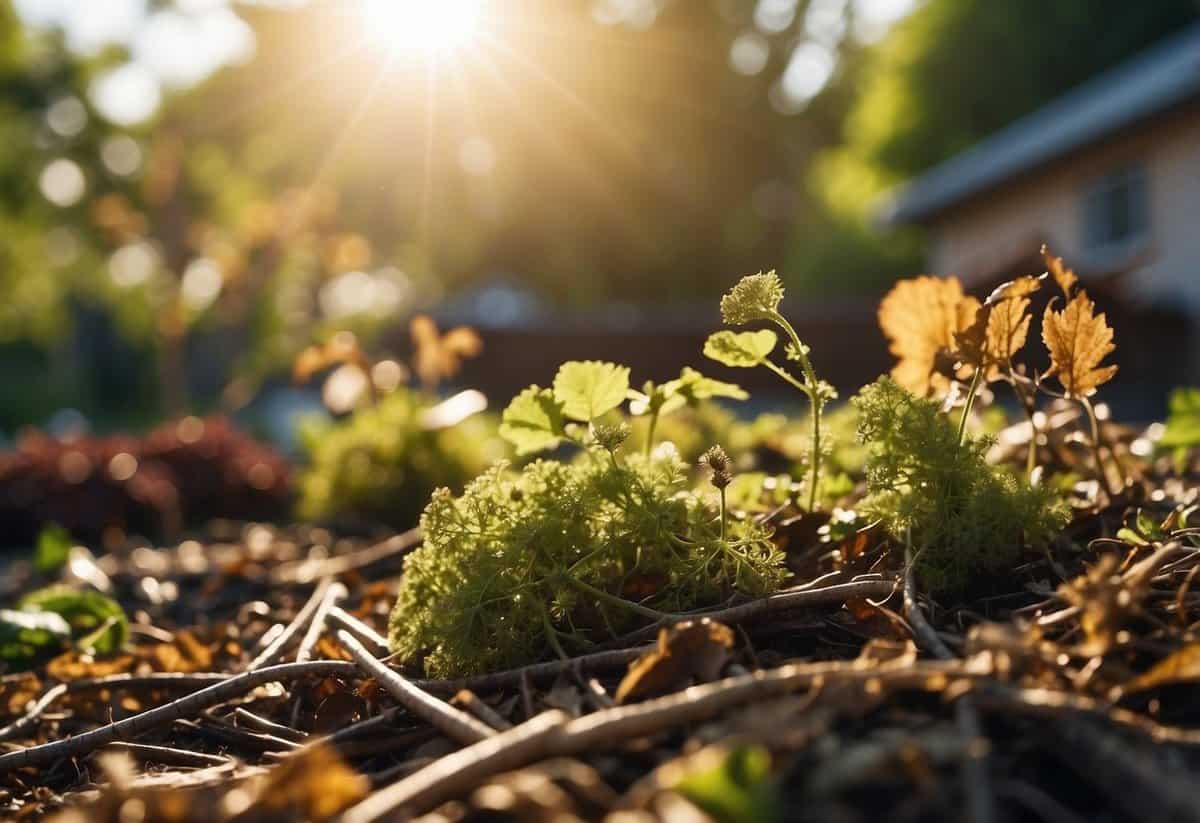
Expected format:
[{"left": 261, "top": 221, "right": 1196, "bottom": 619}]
[{"left": 1082, "top": 165, "right": 1149, "bottom": 256}]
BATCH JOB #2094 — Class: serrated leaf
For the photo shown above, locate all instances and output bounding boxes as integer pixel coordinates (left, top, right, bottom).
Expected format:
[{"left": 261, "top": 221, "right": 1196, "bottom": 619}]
[
  {"left": 19, "top": 586, "right": 128, "bottom": 656},
  {"left": 985, "top": 273, "right": 1044, "bottom": 305},
  {"left": 499, "top": 386, "right": 567, "bottom": 455},
  {"left": 955, "top": 296, "right": 1032, "bottom": 372},
  {"left": 1042, "top": 245, "right": 1078, "bottom": 297},
  {"left": 552, "top": 361, "right": 631, "bottom": 422},
  {"left": 1042, "top": 292, "right": 1118, "bottom": 398},
  {"left": 878, "top": 275, "right": 979, "bottom": 395},
  {"left": 665, "top": 367, "right": 748, "bottom": 403},
  {"left": 703, "top": 330, "right": 778, "bottom": 368},
  {"left": 720, "top": 271, "right": 784, "bottom": 325}
]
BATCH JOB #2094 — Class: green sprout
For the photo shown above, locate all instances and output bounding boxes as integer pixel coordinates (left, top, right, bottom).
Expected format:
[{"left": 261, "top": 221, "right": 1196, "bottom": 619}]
[{"left": 707, "top": 271, "right": 834, "bottom": 512}]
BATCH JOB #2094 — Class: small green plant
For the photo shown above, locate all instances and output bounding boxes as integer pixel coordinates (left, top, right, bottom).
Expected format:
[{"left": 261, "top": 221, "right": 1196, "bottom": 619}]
[
  {"left": 296, "top": 387, "right": 504, "bottom": 530},
  {"left": 1160, "top": 387, "right": 1200, "bottom": 472},
  {"left": 853, "top": 377, "right": 1068, "bottom": 595},
  {"left": 705, "top": 271, "right": 835, "bottom": 512},
  {"left": 391, "top": 360, "right": 785, "bottom": 678}
]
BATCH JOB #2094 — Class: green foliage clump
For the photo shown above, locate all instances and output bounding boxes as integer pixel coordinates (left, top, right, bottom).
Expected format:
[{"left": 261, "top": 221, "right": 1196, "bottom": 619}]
[
  {"left": 1160, "top": 387, "right": 1200, "bottom": 472},
  {"left": 389, "top": 451, "right": 786, "bottom": 678},
  {"left": 296, "top": 388, "right": 505, "bottom": 530},
  {"left": 853, "top": 378, "right": 1067, "bottom": 595}
]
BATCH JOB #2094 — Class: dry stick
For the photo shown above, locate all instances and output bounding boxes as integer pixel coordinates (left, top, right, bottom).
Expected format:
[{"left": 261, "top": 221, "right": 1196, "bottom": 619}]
[
  {"left": 231, "top": 707, "right": 308, "bottom": 743},
  {"left": 903, "top": 547, "right": 995, "bottom": 823},
  {"left": 246, "top": 577, "right": 333, "bottom": 672},
  {"left": 328, "top": 606, "right": 390, "bottom": 656},
  {"left": 600, "top": 579, "right": 898, "bottom": 648},
  {"left": 296, "top": 582, "right": 348, "bottom": 664},
  {"left": 420, "top": 646, "right": 650, "bottom": 695},
  {"left": 0, "top": 660, "right": 357, "bottom": 773},
  {"left": 103, "top": 741, "right": 231, "bottom": 769},
  {"left": 272, "top": 528, "right": 423, "bottom": 585},
  {"left": 452, "top": 690, "right": 513, "bottom": 731},
  {"left": 336, "top": 658, "right": 980, "bottom": 822},
  {"left": 0, "top": 672, "right": 231, "bottom": 744},
  {"left": 337, "top": 630, "right": 496, "bottom": 745}
]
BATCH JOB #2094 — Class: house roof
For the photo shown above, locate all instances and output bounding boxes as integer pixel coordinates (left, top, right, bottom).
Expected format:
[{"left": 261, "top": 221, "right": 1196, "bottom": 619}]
[{"left": 877, "top": 22, "right": 1200, "bottom": 225}]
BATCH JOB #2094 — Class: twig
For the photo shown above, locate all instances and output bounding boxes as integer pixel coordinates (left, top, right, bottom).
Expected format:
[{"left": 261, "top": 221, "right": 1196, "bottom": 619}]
[
  {"left": 336, "top": 657, "right": 981, "bottom": 821},
  {"left": 0, "top": 660, "right": 357, "bottom": 773},
  {"left": 904, "top": 547, "right": 995, "bottom": 823},
  {"left": 102, "top": 742, "right": 231, "bottom": 769},
  {"left": 271, "top": 528, "right": 422, "bottom": 585},
  {"left": 176, "top": 718, "right": 298, "bottom": 753},
  {"left": 419, "top": 646, "right": 650, "bottom": 695},
  {"left": 232, "top": 707, "right": 307, "bottom": 743},
  {"left": 296, "top": 582, "right": 348, "bottom": 663},
  {"left": 329, "top": 607, "right": 390, "bottom": 656},
  {"left": 246, "top": 578, "right": 333, "bottom": 671},
  {"left": 599, "top": 579, "right": 897, "bottom": 648},
  {"left": 451, "top": 690, "right": 513, "bottom": 731},
  {"left": 336, "top": 630, "right": 496, "bottom": 745}
]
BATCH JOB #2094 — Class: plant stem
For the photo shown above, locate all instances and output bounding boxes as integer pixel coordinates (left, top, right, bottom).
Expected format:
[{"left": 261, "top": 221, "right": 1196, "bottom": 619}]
[
  {"left": 957, "top": 366, "right": 984, "bottom": 446},
  {"left": 1080, "top": 396, "right": 1117, "bottom": 496},
  {"left": 719, "top": 485, "right": 727, "bottom": 544},
  {"left": 560, "top": 575, "right": 671, "bottom": 622},
  {"left": 768, "top": 311, "right": 822, "bottom": 512},
  {"left": 645, "top": 408, "right": 659, "bottom": 457},
  {"left": 540, "top": 610, "right": 570, "bottom": 662}
]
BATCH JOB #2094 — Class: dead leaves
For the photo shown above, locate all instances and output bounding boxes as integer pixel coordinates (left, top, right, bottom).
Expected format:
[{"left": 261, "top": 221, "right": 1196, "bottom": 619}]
[
  {"left": 878, "top": 276, "right": 979, "bottom": 396},
  {"left": 411, "top": 315, "right": 482, "bottom": 391},
  {"left": 1042, "top": 291, "right": 1118, "bottom": 398},
  {"left": 615, "top": 619, "right": 735, "bottom": 704},
  {"left": 1042, "top": 245, "right": 1078, "bottom": 297}
]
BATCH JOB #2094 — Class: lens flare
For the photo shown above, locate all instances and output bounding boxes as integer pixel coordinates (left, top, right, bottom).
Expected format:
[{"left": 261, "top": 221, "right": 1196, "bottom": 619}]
[{"left": 361, "top": 0, "right": 484, "bottom": 57}]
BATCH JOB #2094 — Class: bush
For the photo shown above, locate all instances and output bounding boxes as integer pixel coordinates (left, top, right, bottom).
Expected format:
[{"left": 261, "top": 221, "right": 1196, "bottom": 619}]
[
  {"left": 296, "top": 388, "right": 504, "bottom": 531},
  {"left": 853, "top": 378, "right": 1067, "bottom": 595},
  {"left": 389, "top": 450, "right": 786, "bottom": 678}
]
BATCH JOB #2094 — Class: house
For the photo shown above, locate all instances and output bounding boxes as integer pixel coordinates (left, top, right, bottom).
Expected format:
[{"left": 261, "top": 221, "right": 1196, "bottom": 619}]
[{"left": 877, "top": 23, "right": 1200, "bottom": 324}]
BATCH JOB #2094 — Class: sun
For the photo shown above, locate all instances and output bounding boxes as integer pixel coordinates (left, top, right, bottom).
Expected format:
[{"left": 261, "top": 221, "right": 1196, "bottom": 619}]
[{"left": 360, "top": 0, "right": 485, "bottom": 58}]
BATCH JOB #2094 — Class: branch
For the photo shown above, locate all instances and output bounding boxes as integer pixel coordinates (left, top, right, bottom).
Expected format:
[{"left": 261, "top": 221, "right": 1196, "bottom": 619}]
[
  {"left": 246, "top": 577, "right": 332, "bottom": 671},
  {"left": 336, "top": 630, "right": 496, "bottom": 745}
]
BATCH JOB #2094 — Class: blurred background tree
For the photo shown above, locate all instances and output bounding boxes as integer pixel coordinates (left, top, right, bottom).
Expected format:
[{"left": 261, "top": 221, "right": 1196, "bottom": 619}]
[{"left": 0, "top": 0, "right": 1195, "bottom": 430}]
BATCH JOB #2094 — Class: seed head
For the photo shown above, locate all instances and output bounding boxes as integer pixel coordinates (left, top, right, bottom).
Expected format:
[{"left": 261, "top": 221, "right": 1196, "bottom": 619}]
[
  {"left": 593, "top": 422, "right": 631, "bottom": 452},
  {"left": 720, "top": 271, "right": 785, "bottom": 326},
  {"left": 700, "top": 445, "right": 733, "bottom": 489}
]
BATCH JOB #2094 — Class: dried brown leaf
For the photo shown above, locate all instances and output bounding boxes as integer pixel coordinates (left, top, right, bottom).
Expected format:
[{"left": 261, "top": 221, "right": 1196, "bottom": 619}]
[
  {"left": 1042, "top": 245, "right": 1078, "bottom": 297},
  {"left": 1122, "top": 643, "right": 1200, "bottom": 695},
  {"left": 1042, "top": 291, "right": 1118, "bottom": 398},
  {"left": 878, "top": 275, "right": 979, "bottom": 396},
  {"left": 615, "top": 618, "right": 735, "bottom": 704},
  {"left": 411, "top": 315, "right": 483, "bottom": 390},
  {"left": 292, "top": 331, "right": 367, "bottom": 384},
  {"left": 985, "top": 273, "right": 1044, "bottom": 305}
]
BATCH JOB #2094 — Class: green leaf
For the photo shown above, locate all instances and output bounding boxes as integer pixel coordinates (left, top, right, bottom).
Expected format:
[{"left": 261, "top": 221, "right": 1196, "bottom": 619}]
[
  {"left": 703, "top": 330, "right": 778, "bottom": 368},
  {"left": 0, "top": 609, "right": 71, "bottom": 668},
  {"left": 19, "top": 586, "right": 128, "bottom": 656},
  {"left": 675, "top": 745, "right": 781, "bottom": 823},
  {"left": 499, "top": 386, "right": 567, "bottom": 455},
  {"left": 665, "top": 367, "right": 748, "bottom": 404},
  {"left": 552, "top": 361, "right": 630, "bottom": 422},
  {"left": 34, "top": 523, "right": 72, "bottom": 574},
  {"left": 1161, "top": 388, "right": 1200, "bottom": 449}
]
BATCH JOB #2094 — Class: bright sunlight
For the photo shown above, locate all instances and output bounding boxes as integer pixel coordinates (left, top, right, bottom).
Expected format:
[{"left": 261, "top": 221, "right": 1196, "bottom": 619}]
[{"left": 361, "top": 0, "right": 484, "bottom": 57}]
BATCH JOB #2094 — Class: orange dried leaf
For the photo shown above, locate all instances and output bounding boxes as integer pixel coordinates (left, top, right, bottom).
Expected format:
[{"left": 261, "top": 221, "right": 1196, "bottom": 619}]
[
  {"left": 293, "top": 331, "right": 366, "bottom": 384},
  {"left": 615, "top": 618, "right": 735, "bottom": 704},
  {"left": 411, "top": 315, "right": 483, "bottom": 390},
  {"left": 985, "top": 296, "right": 1032, "bottom": 366},
  {"left": 1041, "top": 245, "right": 1078, "bottom": 297},
  {"left": 878, "top": 275, "right": 979, "bottom": 395},
  {"left": 1042, "top": 292, "right": 1118, "bottom": 398},
  {"left": 984, "top": 273, "right": 1044, "bottom": 305}
]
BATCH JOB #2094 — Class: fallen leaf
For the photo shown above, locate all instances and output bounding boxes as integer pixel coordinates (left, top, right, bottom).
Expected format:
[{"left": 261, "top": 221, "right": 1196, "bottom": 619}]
[
  {"left": 412, "top": 314, "right": 482, "bottom": 391},
  {"left": 1042, "top": 291, "right": 1118, "bottom": 398},
  {"left": 1122, "top": 643, "right": 1200, "bottom": 695},
  {"left": 615, "top": 618, "right": 735, "bottom": 704}
]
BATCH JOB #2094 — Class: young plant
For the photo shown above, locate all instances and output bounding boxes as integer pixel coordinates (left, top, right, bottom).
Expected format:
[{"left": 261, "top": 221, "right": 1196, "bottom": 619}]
[
  {"left": 853, "top": 377, "right": 1068, "bottom": 595},
  {"left": 388, "top": 450, "right": 785, "bottom": 678},
  {"left": 499, "top": 360, "right": 745, "bottom": 458},
  {"left": 704, "top": 271, "right": 835, "bottom": 512}
]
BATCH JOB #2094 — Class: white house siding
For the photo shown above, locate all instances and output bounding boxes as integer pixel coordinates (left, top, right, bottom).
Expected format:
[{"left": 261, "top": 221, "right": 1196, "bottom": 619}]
[{"left": 926, "top": 104, "right": 1200, "bottom": 315}]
